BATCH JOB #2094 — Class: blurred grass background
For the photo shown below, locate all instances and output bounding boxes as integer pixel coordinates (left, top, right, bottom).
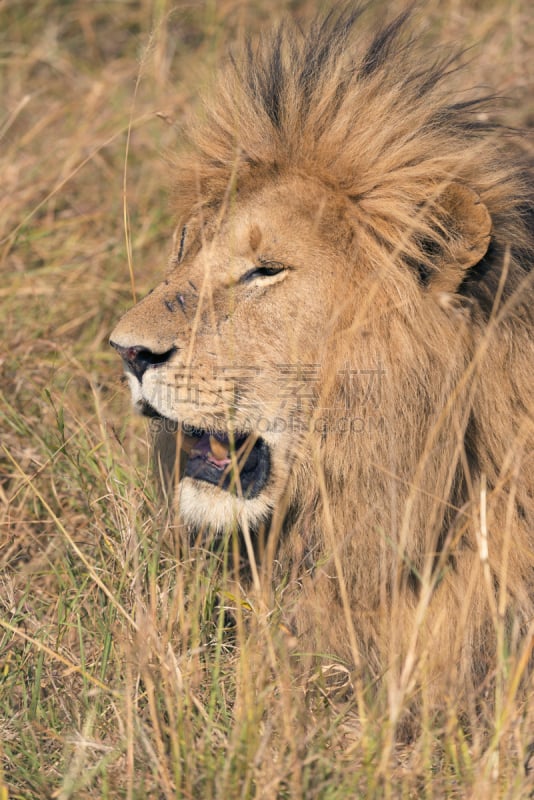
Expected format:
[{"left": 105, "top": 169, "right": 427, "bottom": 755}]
[{"left": 1, "top": 1, "right": 533, "bottom": 797}]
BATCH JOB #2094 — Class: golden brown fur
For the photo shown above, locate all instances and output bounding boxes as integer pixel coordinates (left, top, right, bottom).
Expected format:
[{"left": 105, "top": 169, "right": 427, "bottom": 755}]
[{"left": 111, "top": 8, "right": 534, "bottom": 724}]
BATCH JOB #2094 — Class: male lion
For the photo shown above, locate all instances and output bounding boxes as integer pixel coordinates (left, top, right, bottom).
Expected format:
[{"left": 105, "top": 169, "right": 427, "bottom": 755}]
[{"left": 111, "top": 9, "right": 534, "bottom": 722}]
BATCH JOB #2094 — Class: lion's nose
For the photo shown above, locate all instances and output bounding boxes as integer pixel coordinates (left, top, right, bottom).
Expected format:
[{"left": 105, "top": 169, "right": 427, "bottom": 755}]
[{"left": 110, "top": 341, "right": 176, "bottom": 382}]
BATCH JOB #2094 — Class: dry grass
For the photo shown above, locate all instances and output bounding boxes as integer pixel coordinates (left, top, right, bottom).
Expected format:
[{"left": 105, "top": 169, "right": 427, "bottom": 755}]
[{"left": 1, "top": 1, "right": 533, "bottom": 798}]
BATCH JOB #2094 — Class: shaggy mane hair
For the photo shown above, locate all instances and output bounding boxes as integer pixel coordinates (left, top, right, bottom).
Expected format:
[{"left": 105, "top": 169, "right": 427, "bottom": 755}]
[{"left": 175, "top": 7, "right": 533, "bottom": 315}]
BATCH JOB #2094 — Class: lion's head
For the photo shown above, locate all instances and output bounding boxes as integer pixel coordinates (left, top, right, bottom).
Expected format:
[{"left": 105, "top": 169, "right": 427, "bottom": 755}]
[{"left": 111, "top": 9, "right": 534, "bottom": 713}]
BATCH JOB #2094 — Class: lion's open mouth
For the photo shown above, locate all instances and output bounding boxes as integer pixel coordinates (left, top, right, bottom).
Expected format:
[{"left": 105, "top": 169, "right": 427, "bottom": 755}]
[
  {"left": 140, "top": 402, "right": 270, "bottom": 498},
  {"left": 179, "top": 428, "right": 270, "bottom": 498}
]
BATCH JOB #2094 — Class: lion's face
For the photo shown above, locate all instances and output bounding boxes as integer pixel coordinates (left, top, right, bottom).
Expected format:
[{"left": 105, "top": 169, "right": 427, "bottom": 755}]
[{"left": 111, "top": 177, "right": 349, "bottom": 532}]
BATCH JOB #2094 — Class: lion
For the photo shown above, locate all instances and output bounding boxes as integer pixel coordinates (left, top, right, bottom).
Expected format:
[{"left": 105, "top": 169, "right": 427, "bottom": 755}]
[{"left": 111, "top": 8, "right": 534, "bottom": 725}]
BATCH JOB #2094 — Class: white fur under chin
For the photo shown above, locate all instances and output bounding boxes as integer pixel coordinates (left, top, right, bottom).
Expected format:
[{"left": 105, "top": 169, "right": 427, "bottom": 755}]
[{"left": 177, "top": 477, "right": 273, "bottom": 533}]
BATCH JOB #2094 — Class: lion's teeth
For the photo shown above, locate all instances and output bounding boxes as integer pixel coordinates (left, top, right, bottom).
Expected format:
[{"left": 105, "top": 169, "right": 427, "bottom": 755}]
[{"left": 209, "top": 436, "right": 229, "bottom": 460}]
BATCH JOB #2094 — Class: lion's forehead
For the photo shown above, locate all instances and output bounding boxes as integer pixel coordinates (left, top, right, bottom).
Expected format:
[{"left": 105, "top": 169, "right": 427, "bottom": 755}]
[{"left": 173, "top": 178, "right": 341, "bottom": 271}]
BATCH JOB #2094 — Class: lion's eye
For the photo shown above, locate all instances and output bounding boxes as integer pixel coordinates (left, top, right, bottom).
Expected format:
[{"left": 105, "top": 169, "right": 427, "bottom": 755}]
[{"left": 240, "top": 262, "right": 287, "bottom": 283}]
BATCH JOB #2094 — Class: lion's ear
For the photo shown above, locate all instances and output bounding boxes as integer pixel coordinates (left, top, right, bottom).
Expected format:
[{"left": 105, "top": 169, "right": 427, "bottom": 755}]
[{"left": 428, "top": 183, "right": 492, "bottom": 293}]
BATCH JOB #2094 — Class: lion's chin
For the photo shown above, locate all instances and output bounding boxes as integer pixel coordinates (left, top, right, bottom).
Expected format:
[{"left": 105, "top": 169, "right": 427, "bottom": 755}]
[{"left": 177, "top": 477, "right": 273, "bottom": 534}]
